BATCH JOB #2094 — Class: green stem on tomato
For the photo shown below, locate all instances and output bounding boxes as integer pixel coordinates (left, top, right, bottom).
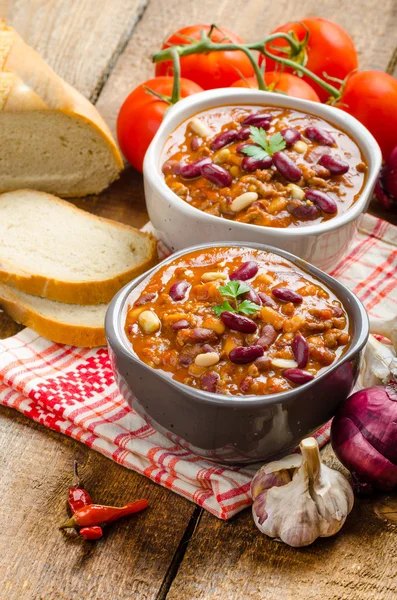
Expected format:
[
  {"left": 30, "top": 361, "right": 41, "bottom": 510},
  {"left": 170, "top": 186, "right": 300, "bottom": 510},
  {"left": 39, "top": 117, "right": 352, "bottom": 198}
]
[
  {"left": 170, "top": 47, "right": 181, "bottom": 103},
  {"left": 151, "top": 27, "right": 339, "bottom": 102},
  {"left": 261, "top": 47, "right": 340, "bottom": 99}
]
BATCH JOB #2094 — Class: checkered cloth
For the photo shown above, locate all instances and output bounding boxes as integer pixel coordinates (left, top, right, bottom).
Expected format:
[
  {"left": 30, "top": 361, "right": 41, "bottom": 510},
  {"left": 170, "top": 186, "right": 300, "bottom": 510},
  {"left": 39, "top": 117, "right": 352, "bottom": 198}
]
[{"left": 0, "top": 213, "right": 396, "bottom": 519}]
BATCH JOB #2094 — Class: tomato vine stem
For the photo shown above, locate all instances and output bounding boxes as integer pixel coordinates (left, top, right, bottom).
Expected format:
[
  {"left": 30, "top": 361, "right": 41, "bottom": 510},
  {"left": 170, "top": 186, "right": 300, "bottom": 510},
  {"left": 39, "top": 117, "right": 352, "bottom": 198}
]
[{"left": 152, "top": 28, "right": 341, "bottom": 101}]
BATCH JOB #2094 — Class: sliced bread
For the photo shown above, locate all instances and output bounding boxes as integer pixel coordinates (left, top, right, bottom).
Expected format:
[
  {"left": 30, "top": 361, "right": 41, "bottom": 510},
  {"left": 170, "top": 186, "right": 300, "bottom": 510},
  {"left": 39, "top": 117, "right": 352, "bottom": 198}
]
[
  {"left": 0, "top": 283, "right": 107, "bottom": 347},
  {"left": 0, "top": 190, "right": 157, "bottom": 305},
  {"left": 0, "top": 21, "right": 123, "bottom": 197}
]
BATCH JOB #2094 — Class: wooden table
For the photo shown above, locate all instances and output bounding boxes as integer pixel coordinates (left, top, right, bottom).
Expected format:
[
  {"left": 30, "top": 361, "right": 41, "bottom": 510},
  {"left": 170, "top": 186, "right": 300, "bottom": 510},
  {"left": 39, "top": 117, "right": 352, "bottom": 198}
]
[{"left": 1, "top": 2, "right": 396, "bottom": 599}]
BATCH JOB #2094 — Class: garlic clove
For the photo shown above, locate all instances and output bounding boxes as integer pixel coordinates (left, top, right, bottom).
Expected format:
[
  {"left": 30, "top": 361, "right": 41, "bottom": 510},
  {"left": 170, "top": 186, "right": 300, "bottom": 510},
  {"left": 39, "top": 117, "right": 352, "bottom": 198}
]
[
  {"left": 358, "top": 334, "right": 397, "bottom": 388},
  {"left": 370, "top": 315, "right": 397, "bottom": 352},
  {"left": 252, "top": 437, "right": 354, "bottom": 547}
]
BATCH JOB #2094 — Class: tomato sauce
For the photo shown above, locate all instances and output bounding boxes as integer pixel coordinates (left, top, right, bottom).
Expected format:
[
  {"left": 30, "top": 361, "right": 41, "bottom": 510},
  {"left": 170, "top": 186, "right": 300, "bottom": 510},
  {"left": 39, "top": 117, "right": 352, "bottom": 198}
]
[
  {"left": 125, "top": 247, "right": 351, "bottom": 397},
  {"left": 162, "top": 105, "right": 367, "bottom": 228}
]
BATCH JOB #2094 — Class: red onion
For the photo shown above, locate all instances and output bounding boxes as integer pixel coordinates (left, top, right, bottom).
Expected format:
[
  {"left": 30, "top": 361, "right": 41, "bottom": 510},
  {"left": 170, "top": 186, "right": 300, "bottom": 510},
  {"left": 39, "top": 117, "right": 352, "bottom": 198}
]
[
  {"left": 331, "top": 384, "right": 397, "bottom": 492},
  {"left": 374, "top": 147, "right": 397, "bottom": 210}
]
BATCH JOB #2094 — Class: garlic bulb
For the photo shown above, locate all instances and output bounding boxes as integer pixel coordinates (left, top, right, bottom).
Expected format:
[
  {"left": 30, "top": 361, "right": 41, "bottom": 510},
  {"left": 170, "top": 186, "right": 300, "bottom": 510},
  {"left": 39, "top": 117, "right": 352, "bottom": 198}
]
[
  {"left": 251, "top": 437, "right": 354, "bottom": 547},
  {"left": 370, "top": 315, "right": 397, "bottom": 352},
  {"left": 358, "top": 334, "right": 397, "bottom": 388}
]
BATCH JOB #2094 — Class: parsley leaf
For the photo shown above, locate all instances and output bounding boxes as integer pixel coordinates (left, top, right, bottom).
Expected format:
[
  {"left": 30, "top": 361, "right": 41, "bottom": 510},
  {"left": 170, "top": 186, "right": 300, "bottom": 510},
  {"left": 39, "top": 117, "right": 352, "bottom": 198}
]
[
  {"left": 242, "top": 126, "right": 287, "bottom": 160},
  {"left": 213, "top": 280, "right": 260, "bottom": 317},
  {"left": 241, "top": 145, "right": 270, "bottom": 161},
  {"left": 238, "top": 300, "right": 262, "bottom": 315},
  {"left": 218, "top": 280, "right": 251, "bottom": 299},
  {"left": 212, "top": 301, "right": 235, "bottom": 317},
  {"left": 269, "top": 131, "right": 287, "bottom": 155}
]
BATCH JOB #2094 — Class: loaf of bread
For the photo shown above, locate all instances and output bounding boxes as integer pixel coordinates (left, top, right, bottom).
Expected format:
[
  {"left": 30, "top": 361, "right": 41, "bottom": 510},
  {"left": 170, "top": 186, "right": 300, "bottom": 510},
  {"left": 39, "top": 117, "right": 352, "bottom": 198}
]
[
  {"left": 0, "top": 190, "right": 157, "bottom": 305},
  {"left": 0, "top": 21, "right": 123, "bottom": 196},
  {"left": 0, "top": 283, "right": 107, "bottom": 347}
]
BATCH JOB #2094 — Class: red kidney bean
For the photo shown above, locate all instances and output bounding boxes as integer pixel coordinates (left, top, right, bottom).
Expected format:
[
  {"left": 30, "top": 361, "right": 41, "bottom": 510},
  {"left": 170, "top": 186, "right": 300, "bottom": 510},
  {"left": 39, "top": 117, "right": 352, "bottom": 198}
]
[
  {"left": 305, "top": 126, "right": 335, "bottom": 146},
  {"left": 201, "top": 163, "right": 232, "bottom": 187},
  {"left": 332, "top": 305, "right": 344, "bottom": 317},
  {"left": 283, "top": 368, "right": 314, "bottom": 384},
  {"left": 292, "top": 333, "right": 309, "bottom": 368},
  {"left": 162, "top": 160, "right": 181, "bottom": 175},
  {"left": 258, "top": 293, "right": 279, "bottom": 309},
  {"left": 242, "top": 155, "right": 273, "bottom": 172},
  {"left": 171, "top": 319, "right": 190, "bottom": 331},
  {"left": 244, "top": 286, "right": 262, "bottom": 305},
  {"left": 287, "top": 201, "right": 320, "bottom": 220},
  {"left": 169, "top": 281, "right": 190, "bottom": 301},
  {"left": 230, "top": 261, "right": 259, "bottom": 281},
  {"left": 210, "top": 129, "right": 238, "bottom": 151},
  {"left": 134, "top": 292, "right": 157, "bottom": 306},
  {"left": 229, "top": 345, "right": 264, "bottom": 364},
  {"left": 200, "top": 371, "right": 219, "bottom": 393},
  {"left": 179, "top": 157, "right": 212, "bottom": 179},
  {"left": 179, "top": 354, "right": 193, "bottom": 366},
  {"left": 181, "top": 328, "right": 218, "bottom": 344},
  {"left": 281, "top": 128, "right": 301, "bottom": 146},
  {"left": 240, "top": 377, "right": 252, "bottom": 393},
  {"left": 272, "top": 152, "right": 302, "bottom": 182},
  {"left": 318, "top": 154, "right": 350, "bottom": 175},
  {"left": 305, "top": 189, "right": 337, "bottom": 214},
  {"left": 272, "top": 287, "right": 303, "bottom": 304},
  {"left": 201, "top": 344, "right": 215, "bottom": 353},
  {"left": 190, "top": 136, "right": 202, "bottom": 151},
  {"left": 255, "top": 356, "right": 272, "bottom": 371},
  {"left": 242, "top": 113, "right": 272, "bottom": 126},
  {"left": 258, "top": 325, "right": 277, "bottom": 349},
  {"left": 236, "top": 127, "right": 251, "bottom": 140},
  {"left": 220, "top": 311, "right": 257, "bottom": 333}
]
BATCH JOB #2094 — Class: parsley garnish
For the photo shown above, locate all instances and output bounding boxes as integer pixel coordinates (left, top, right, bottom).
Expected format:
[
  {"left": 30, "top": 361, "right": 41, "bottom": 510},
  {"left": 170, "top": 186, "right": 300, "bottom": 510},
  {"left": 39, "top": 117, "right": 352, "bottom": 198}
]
[
  {"left": 213, "top": 280, "right": 260, "bottom": 317},
  {"left": 241, "top": 127, "right": 286, "bottom": 161}
]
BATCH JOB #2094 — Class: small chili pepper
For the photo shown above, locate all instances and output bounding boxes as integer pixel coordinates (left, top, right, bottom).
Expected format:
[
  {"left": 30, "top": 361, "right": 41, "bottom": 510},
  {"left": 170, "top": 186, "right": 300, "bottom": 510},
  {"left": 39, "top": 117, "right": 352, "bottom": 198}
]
[
  {"left": 68, "top": 461, "right": 94, "bottom": 512},
  {"left": 79, "top": 526, "right": 103, "bottom": 540},
  {"left": 68, "top": 461, "right": 103, "bottom": 540},
  {"left": 60, "top": 499, "right": 149, "bottom": 529}
]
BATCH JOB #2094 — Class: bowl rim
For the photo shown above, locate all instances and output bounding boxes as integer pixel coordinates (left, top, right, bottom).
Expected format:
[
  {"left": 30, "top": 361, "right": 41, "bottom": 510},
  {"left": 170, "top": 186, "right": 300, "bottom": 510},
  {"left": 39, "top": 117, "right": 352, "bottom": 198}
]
[
  {"left": 105, "top": 241, "right": 369, "bottom": 409},
  {"left": 143, "top": 88, "right": 382, "bottom": 238}
]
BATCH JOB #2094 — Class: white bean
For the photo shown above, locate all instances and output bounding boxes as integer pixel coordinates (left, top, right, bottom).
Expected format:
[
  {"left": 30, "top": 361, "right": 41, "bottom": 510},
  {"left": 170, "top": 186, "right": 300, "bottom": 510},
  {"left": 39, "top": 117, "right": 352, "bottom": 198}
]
[
  {"left": 287, "top": 183, "right": 305, "bottom": 200},
  {"left": 201, "top": 272, "right": 228, "bottom": 282},
  {"left": 292, "top": 141, "right": 308, "bottom": 154},
  {"left": 214, "top": 148, "right": 231, "bottom": 164},
  {"left": 138, "top": 310, "right": 161, "bottom": 333},
  {"left": 271, "top": 358, "right": 298, "bottom": 369},
  {"left": 230, "top": 192, "right": 258, "bottom": 213},
  {"left": 189, "top": 117, "right": 212, "bottom": 138},
  {"left": 195, "top": 352, "right": 220, "bottom": 367}
]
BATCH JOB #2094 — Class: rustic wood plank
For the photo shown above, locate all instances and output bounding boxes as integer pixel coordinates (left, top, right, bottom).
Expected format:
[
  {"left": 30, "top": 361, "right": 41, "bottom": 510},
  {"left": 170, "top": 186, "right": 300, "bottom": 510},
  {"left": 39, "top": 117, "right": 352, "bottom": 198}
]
[
  {"left": 0, "top": 404, "right": 195, "bottom": 600},
  {"left": 166, "top": 445, "right": 397, "bottom": 600},
  {"left": 96, "top": 0, "right": 397, "bottom": 138},
  {"left": 6, "top": 0, "right": 148, "bottom": 100}
]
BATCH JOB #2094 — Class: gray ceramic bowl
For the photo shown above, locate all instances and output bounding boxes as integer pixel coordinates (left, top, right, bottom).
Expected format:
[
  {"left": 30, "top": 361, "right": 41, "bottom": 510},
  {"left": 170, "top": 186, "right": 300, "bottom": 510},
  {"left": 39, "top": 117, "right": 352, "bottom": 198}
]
[{"left": 105, "top": 243, "right": 369, "bottom": 464}]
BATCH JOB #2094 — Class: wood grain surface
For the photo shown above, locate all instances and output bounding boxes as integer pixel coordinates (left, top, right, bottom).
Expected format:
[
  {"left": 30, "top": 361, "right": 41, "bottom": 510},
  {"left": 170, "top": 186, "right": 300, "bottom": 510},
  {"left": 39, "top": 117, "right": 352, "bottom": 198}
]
[{"left": 1, "top": 0, "right": 397, "bottom": 599}]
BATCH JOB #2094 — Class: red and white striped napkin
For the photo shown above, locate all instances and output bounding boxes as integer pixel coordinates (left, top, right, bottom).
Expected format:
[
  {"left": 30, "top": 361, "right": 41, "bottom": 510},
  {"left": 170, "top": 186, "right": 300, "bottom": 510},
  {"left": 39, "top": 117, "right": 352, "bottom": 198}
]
[{"left": 0, "top": 213, "right": 396, "bottom": 519}]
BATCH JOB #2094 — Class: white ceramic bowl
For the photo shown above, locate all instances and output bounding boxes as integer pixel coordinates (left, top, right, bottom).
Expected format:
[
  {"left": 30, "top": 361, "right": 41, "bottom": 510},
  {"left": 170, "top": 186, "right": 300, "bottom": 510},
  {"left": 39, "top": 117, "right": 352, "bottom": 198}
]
[{"left": 143, "top": 89, "right": 382, "bottom": 272}]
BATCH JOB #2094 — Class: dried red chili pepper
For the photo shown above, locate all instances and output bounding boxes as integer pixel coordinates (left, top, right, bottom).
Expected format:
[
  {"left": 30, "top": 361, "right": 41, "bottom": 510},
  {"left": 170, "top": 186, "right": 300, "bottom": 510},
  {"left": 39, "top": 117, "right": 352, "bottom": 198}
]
[
  {"left": 60, "top": 499, "right": 149, "bottom": 529},
  {"left": 68, "top": 461, "right": 94, "bottom": 512},
  {"left": 68, "top": 461, "right": 103, "bottom": 540},
  {"left": 79, "top": 526, "right": 103, "bottom": 540}
]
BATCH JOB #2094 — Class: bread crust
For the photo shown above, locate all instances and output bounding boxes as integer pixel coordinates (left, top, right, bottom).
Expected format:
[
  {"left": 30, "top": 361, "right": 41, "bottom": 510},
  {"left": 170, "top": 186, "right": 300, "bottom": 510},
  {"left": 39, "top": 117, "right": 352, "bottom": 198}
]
[
  {"left": 0, "top": 294, "right": 106, "bottom": 347},
  {"left": 0, "top": 21, "right": 123, "bottom": 196},
  {"left": 0, "top": 190, "right": 158, "bottom": 304}
]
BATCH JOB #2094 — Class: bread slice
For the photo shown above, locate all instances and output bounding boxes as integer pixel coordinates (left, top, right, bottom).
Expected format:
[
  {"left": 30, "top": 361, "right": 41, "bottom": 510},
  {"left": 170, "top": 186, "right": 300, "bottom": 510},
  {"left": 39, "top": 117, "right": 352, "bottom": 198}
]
[
  {"left": 0, "top": 21, "right": 123, "bottom": 197},
  {"left": 0, "top": 283, "right": 106, "bottom": 347},
  {"left": 0, "top": 190, "right": 157, "bottom": 305}
]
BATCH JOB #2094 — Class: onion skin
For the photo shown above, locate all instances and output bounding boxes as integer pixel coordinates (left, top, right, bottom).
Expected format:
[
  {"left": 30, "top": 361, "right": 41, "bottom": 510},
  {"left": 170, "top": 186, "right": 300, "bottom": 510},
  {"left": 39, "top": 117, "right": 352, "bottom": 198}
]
[
  {"left": 374, "top": 147, "right": 397, "bottom": 210},
  {"left": 331, "top": 385, "right": 397, "bottom": 491}
]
